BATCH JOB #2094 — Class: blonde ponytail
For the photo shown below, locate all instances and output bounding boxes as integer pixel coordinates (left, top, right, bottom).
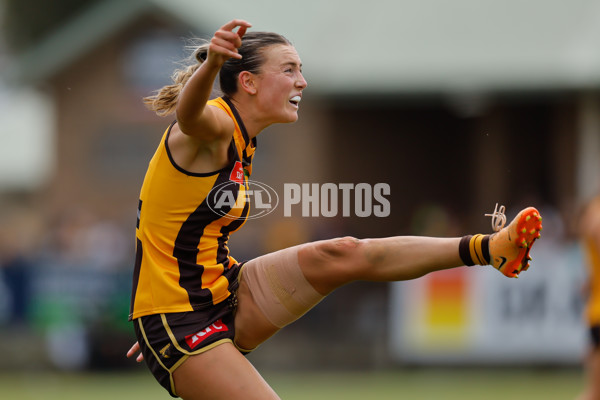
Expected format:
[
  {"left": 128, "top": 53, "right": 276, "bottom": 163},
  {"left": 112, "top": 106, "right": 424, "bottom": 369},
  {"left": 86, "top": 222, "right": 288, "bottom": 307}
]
[{"left": 143, "top": 41, "right": 209, "bottom": 116}]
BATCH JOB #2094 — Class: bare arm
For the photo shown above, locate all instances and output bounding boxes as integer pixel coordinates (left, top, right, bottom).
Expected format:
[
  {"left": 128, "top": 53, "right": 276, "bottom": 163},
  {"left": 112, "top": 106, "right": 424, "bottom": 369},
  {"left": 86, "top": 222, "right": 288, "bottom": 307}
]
[{"left": 176, "top": 19, "right": 251, "bottom": 142}]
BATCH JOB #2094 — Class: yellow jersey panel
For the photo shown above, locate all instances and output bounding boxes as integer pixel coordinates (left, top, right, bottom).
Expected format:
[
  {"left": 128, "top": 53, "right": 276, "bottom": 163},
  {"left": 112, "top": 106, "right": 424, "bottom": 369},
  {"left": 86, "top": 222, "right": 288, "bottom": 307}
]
[{"left": 130, "top": 97, "right": 256, "bottom": 320}]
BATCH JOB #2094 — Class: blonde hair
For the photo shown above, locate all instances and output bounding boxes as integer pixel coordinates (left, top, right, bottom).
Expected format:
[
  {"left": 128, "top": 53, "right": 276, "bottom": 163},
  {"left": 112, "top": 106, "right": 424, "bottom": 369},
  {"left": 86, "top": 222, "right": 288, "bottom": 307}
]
[
  {"left": 143, "top": 32, "right": 292, "bottom": 117},
  {"left": 143, "top": 41, "right": 209, "bottom": 117}
]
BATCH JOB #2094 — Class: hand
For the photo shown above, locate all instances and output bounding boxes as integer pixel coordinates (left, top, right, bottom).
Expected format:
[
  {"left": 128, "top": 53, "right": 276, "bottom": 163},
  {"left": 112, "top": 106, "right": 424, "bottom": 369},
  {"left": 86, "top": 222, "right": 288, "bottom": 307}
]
[
  {"left": 126, "top": 341, "right": 144, "bottom": 362},
  {"left": 207, "top": 19, "right": 252, "bottom": 66}
]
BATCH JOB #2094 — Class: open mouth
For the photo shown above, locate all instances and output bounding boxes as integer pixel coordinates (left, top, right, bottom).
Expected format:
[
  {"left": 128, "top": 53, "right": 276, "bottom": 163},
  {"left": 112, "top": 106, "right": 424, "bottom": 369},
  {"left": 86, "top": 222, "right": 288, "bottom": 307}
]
[{"left": 289, "top": 95, "right": 301, "bottom": 107}]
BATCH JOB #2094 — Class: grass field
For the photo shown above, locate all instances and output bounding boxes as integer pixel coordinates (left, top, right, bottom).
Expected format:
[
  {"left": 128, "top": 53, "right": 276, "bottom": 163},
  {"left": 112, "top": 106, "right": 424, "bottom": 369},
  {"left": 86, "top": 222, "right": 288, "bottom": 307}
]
[{"left": 0, "top": 367, "right": 585, "bottom": 399}]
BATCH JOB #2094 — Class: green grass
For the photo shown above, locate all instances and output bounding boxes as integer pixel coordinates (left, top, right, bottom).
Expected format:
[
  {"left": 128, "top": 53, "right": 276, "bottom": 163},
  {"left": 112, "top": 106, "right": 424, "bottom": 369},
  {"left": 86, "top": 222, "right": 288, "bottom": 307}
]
[
  {"left": 0, "top": 367, "right": 585, "bottom": 399},
  {"left": 266, "top": 368, "right": 585, "bottom": 400}
]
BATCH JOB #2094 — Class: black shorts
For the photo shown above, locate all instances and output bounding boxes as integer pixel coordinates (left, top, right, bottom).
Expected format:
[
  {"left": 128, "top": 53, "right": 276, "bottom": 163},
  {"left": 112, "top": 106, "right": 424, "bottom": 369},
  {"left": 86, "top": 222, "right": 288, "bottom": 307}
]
[{"left": 133, "top": 293, "right": 239, "bottom": 397}]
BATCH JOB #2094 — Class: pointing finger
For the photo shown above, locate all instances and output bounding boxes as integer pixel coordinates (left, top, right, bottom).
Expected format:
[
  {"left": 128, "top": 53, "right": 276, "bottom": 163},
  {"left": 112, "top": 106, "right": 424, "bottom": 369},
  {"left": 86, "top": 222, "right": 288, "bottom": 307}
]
[{"left": 221, "top": 19, "right": 252, "bottom": 33}]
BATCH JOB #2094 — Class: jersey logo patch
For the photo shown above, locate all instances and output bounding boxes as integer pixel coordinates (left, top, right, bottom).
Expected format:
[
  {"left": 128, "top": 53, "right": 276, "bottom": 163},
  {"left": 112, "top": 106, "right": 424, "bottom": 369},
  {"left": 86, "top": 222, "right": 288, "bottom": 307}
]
[
  {"left": 230, "top": 161, "right": 244, "bottom": 184},
  {"left": 185, "top": 319, "right": 229, "bottom": 349}
]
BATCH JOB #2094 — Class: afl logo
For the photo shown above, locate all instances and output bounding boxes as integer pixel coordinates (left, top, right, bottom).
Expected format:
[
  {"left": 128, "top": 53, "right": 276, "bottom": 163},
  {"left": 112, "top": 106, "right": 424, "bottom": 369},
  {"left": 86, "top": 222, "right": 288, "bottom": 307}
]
[{"left": 208, "top": 180, "right": 279, "bottom": 220}]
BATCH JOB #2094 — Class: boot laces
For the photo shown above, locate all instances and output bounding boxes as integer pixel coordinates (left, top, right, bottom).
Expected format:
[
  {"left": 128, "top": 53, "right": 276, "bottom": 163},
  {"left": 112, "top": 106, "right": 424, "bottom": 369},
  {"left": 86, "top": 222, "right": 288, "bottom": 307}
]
[{"left": 484, "top": 203, "right": 506, "bottom": 232}]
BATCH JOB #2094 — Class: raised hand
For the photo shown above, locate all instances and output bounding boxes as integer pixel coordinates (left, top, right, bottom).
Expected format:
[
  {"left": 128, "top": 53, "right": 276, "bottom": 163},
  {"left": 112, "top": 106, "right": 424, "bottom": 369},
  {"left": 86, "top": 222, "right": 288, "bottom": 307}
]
[{"left": 206, "top": 19, "right": 252, "bottom": 66}]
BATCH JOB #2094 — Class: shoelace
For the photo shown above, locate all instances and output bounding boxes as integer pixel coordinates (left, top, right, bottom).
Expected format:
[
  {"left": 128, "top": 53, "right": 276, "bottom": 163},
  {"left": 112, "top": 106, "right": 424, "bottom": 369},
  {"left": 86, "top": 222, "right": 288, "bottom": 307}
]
[{"left": 484, "top": 203, "right": 506, "bottom": 232}]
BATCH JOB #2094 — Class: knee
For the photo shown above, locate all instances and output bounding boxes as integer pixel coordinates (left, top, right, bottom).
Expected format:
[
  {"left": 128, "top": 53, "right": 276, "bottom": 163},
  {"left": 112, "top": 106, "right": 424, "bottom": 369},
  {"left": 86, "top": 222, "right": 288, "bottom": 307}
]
[
  {"left": 298, "top": 236, "right": 376, "bottom": 293},
  {"left": 317, "top": 236, "right": 361, "bottom": 258},
  {"left": 301, "top": 236, "right": 365, "bottom": 273}
]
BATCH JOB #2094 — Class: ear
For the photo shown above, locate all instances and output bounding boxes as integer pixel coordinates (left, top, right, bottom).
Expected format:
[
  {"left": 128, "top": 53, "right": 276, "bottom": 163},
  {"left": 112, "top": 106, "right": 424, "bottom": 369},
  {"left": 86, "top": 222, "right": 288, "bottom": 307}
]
[{"left": 238, "top": 71, "right": 257, "bottom": 95}]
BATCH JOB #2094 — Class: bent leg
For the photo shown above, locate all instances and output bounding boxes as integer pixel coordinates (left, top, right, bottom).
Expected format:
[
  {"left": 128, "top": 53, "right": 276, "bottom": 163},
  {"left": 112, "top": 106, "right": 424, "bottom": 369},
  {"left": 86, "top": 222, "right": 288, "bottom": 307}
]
[{"left": 173, "top": 342, "right": 279, "bottom": 400}]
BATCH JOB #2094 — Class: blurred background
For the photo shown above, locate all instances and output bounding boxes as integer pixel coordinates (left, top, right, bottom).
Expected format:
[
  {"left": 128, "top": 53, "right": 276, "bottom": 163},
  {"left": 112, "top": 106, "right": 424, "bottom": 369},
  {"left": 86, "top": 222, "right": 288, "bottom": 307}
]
[{"left": 0, "top": 0, "right": 599, "bottom": 398}]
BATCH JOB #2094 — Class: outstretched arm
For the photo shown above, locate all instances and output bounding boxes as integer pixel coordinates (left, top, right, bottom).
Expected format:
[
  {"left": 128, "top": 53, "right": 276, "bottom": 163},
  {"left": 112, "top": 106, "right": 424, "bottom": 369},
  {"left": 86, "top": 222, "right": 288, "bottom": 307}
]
[{"left": 176, "top": 19, "right": 251, "bottom": 142}]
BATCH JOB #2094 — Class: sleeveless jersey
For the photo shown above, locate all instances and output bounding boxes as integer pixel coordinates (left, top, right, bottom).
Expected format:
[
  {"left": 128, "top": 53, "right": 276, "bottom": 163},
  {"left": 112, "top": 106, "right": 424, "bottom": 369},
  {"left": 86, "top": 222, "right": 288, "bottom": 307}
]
[{"left": 129, "top": 97, "right": 256, "bottom": 320}]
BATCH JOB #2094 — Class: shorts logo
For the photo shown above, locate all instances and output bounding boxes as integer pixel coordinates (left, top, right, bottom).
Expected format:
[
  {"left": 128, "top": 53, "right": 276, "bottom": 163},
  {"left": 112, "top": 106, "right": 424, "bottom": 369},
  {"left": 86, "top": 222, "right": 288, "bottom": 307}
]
[
  {"left": 230, "top": 161, "right": 244, "bottom": 184},
  {"left": 185, "top": 319, "right": 229, "bottom": 349},
  {"left": 159, "top": 343, "right": 171, "bottom": 359}
]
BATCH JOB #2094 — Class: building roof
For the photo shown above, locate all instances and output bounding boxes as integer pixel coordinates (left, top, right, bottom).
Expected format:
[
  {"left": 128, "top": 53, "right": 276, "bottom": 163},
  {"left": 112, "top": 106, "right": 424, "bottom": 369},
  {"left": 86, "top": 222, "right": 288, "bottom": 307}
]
[{"left": 6, "top": 0, "right": 600, "bottom": 94}]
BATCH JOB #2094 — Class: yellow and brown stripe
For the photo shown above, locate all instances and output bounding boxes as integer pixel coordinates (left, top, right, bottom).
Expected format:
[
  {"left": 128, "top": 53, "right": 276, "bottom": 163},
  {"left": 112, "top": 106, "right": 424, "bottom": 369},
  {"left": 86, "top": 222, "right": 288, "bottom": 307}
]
[{"left": 459, "top": 234, "right": 491, "bottom": 266}]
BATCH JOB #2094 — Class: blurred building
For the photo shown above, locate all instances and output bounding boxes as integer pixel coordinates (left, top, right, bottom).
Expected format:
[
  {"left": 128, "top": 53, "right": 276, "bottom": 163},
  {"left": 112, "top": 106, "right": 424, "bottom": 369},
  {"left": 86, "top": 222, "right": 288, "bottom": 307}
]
[
  {"left": 1, "top": 0, "right": 600, "bottom": 369},
  {"left": 2, "top": 0, "right": 599, "bottom": 232}
]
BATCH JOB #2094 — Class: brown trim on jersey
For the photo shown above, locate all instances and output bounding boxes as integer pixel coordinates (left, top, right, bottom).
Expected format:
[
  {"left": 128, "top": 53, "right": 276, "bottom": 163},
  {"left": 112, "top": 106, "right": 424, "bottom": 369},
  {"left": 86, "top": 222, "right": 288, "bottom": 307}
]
[
  {"left": 222, "top": 97, "right": 256, "bottom": 176},
  {"left": 223, "top": 96, "right": 254, "bottom": 148},
  {"left": 163, "top": 120, "right": 237, "bottom": 177},
  {"left": 216, "top": 200, "right": 250, "bottom": 266}
]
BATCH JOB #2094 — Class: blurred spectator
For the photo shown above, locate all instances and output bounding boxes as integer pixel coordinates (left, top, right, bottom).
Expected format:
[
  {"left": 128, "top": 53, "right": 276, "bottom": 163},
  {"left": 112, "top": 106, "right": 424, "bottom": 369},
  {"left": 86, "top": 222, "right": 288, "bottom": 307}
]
[
  {"left": 27, "top": 207, "right": 133, "bottom": 370},
  {"left": 0, "top": 205, "right": 42, "bottom": 326}
]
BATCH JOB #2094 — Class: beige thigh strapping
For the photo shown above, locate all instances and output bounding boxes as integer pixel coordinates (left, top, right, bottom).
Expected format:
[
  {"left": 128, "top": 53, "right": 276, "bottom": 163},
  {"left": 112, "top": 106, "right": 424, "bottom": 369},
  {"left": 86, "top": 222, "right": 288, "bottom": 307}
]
[{"left": 241, "top": 245, "right": 324, "bottom": 328}]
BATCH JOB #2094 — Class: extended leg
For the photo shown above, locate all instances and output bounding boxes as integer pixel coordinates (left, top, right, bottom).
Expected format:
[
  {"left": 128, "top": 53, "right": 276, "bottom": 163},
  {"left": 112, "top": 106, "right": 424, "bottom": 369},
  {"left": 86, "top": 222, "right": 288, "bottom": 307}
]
[
  {"left": 297, "top": 235, "right": 463, "bottom": 295},
  {"left": 234, "top": 206, "right": 542, "bottom": 350}
]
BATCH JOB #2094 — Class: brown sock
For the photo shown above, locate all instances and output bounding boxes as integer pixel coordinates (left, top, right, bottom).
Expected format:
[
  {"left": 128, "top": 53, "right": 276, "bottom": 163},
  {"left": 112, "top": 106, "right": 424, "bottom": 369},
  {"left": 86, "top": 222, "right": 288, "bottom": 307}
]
[{"left": 459, "top": 234, "right": 490, "bottom": 266}]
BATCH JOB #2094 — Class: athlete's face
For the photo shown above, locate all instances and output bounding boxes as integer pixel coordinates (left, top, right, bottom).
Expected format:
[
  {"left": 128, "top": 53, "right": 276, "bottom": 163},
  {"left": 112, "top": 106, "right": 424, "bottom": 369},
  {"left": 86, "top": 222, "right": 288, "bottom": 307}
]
[{"left": 253, "top": 44, "right": 307, "bottom": 124}]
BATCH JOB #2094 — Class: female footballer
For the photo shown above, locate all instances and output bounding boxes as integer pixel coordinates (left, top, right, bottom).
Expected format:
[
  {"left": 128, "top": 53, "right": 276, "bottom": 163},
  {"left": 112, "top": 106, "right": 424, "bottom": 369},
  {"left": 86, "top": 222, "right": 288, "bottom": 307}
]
[{"left": 126, "top": 19, "right": 543, "bottom": 399}]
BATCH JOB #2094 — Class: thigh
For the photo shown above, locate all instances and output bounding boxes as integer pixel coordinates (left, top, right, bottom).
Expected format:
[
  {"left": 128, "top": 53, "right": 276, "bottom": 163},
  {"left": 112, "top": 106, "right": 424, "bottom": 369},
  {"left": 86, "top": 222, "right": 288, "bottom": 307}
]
[
  {"left": 233, "top": 271, "right": 281, "bottom": 352},
  {"left": 134, "top": 308, "right": 237, "bottom": 396},
  {"left": 173, "top": 342, "right": 280, "bottom": 400},
  {"left": 233, "top": 245, "right": 326, "bottom": 350}
]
